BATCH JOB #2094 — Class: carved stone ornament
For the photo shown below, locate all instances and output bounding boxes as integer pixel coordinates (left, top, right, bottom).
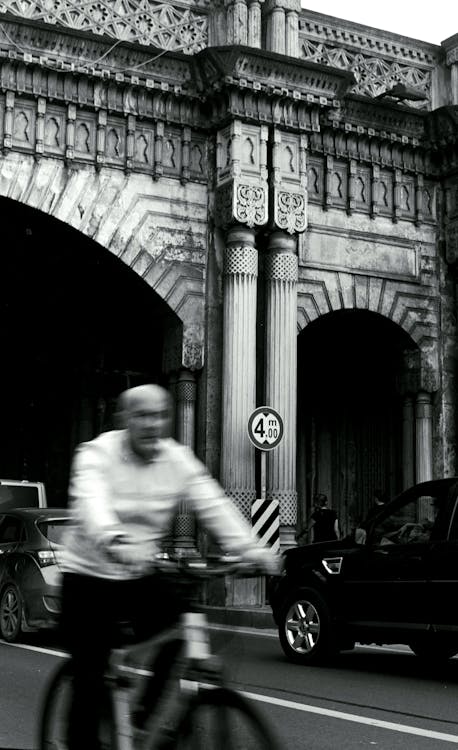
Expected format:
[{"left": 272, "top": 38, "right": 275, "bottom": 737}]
[
  {"left": 0, "top": 0, "right": 209, "bottom": 52},
  {"left": 216, "top": 180, "right": 267, "bottom": 228},
  {"left": 274, "top": 189, "right": 306, "bottom": 234},
  {"left": 236, "top": 181, "right": 267, "bottom": 227}
]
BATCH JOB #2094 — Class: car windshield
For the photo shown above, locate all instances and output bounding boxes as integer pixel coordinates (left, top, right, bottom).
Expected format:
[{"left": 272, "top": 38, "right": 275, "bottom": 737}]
[{"left": 37, "top": 520, "right": 67, "bottom": 544}]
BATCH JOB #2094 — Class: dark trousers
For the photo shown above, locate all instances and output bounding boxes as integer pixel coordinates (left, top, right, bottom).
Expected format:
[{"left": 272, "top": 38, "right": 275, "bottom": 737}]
[{"left": 60, "top": 572, "right": 184, "bottom": 750}]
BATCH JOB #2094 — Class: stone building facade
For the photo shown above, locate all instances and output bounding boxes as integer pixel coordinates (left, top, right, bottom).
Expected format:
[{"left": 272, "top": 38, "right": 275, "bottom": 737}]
[{"left": 0, "top": 1, "right": 457, "bottom": 602}]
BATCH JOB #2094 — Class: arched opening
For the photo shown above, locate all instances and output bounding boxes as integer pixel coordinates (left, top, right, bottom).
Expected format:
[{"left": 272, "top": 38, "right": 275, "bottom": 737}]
[
  {"left": 0, "top": 197, "right": 180, "bottom": 505},
  {"left": 297, "top": 309, "right": 417, "bottom": 539}
]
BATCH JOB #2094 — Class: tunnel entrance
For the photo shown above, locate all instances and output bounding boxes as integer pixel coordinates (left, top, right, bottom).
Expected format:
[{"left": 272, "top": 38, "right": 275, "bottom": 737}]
[{"left": 0, "top": 198, "right": 179, "bottom": 505}]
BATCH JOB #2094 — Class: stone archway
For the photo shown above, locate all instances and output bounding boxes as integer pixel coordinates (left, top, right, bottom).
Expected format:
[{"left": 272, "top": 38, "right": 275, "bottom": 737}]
[
  {"left": 0, "top": 196, "right": 181, "bottom": 505},
  {"left": 0, "top": 152, "right": 207, "bottom": 372},
  {"left": 297, "top": 309, "right": 419, "bottom": 539}
]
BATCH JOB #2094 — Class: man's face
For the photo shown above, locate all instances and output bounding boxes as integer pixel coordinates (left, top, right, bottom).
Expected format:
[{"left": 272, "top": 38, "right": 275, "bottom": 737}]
[{"left": 125, "top": 390, "right": 171, "bottom": 460}]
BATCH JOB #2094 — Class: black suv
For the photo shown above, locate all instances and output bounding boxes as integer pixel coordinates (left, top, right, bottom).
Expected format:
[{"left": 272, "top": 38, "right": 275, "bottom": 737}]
[{"left": 268, "top": 479, "right": 458, "bottom": 664}]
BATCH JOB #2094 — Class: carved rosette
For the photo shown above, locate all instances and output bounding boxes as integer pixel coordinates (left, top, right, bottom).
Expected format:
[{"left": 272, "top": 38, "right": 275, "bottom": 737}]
[{"left": 274, "top": 189, "right": 307, "bottom": 234}]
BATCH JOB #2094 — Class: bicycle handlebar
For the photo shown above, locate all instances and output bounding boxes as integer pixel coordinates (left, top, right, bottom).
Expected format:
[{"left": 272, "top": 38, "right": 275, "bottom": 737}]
[{"left": 152, "top": 553, "right": 265, "bottom": 578}]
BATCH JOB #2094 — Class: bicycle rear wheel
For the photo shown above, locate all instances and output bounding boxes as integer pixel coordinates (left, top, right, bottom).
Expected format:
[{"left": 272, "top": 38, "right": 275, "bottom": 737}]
[
  {"left": 40, "top": 661, "right": 115, "bottom": 750},
  {"left": 174, "top": 687, "right": 279, "bottom": 750}
]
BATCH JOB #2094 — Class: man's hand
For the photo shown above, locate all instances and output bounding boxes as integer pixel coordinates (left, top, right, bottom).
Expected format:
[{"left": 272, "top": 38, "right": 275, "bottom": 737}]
[
  {"left": 241, "top": 546, "right": 282, "bottom": 575},
  {"left": 105, "top": 535, "right": 155, "bottom": 574}
]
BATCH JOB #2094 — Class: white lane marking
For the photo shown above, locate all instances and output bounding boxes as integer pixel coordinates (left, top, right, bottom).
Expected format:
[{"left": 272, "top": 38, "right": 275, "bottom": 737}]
[
  {"left": 241, "top": 690, "right": 458, "bottom": 744},
  {"left": 208, "top": 624, "right": 277, "bottom": 638},
  {"left": 3, "top": 639, "right": 458, "bottom": 741},
  {"left": 0, "top": 642, "right": 68, "bottom": 658}
]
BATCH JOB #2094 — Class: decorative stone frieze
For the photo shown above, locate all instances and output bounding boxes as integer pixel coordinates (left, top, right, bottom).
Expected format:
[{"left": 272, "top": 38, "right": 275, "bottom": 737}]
[
  {"left": 0, "top": 0, "right": 209, "bottom": 53},
  {"left": 271, "top": 129, "right": 307, "bottom": 234},
  {"left": 198, "top": 46, "right": 353, "bottom": 103},
  {"left": 307, "top": 149, "right": 436, "bottom": 225},
  {"left": 299, "top": 9, "right": 440, "bottom": 108},
  {"left": 215, "top": 120, "right": 268, "bottom": 229},
  {"left": 0, "top": 86, "right": 208, "bottom": 178}
]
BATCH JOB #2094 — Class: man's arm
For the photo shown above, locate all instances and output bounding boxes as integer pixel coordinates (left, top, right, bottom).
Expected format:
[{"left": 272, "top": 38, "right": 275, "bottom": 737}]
[
  {"left": 68, "top": 441, "right": 123, "bottom": 547},
  {"left": 178, "top": 445, "right": 278, "bottom": 568}
]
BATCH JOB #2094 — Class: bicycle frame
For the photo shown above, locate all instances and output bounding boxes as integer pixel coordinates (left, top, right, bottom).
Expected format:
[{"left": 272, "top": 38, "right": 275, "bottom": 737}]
[{"left": 106, "top": 606, "right": 225, "bottom": 750}]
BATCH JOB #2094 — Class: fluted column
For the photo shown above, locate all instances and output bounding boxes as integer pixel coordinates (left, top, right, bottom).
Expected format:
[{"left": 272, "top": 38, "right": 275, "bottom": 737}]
[
  {"left": 220, "top": 225, "right": 258, "bottom": 519},
  {"left": 225, "top": 0, "right": 248, "bottom": 45},
  {"left": 265, "top": 0, "right": 301, "bottom": 56},
  {"left": 266, "top": 5, "right": 285, "bottom": 54},
  {"left": 265, "top": 231, "right": 298, "bottom": 547},
  {"left": 285, "top": 8, "right": 299, "bottom": 57},
  {"left": 402, "top": 395, "right": 415, "bottom": 489},
  {"left": 248, "top": 0, "right": 263, "bottom": 47},
  {"left": 415, "top": 391, "right": 433, "bottom": 483},
  {"left": 174, "top": 369, "right": 197, "bottom": 549}
]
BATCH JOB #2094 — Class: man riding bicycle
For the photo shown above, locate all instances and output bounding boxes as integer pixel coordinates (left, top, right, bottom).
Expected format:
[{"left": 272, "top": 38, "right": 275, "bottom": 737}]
[{"left": 60, "top": 383, "right": 278, "bottom": 750}]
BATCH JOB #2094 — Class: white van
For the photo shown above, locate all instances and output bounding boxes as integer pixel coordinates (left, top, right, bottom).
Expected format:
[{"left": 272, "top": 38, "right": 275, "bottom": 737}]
[{"left": 0, "top": 479, "right": 48, "bottom": 509}]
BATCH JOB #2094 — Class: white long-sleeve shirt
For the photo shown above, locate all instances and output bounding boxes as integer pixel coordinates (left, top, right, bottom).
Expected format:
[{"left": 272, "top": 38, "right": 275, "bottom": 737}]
[{"left": 61, "top": 430, "right": 256, "bottom": 579}]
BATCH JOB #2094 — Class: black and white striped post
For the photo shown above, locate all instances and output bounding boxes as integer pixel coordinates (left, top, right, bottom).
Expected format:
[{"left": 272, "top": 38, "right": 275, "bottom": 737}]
[{"left": 247, "top": 406, "right": 284, "bottom": 554}]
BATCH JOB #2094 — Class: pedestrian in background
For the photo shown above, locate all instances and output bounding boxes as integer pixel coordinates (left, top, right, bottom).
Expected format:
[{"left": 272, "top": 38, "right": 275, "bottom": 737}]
[
  {"left": 310, "top": 493, "right": 340, "bottom": 542},
  {"left": 297, "top": 493, "right": 340, "bottom": 544}
]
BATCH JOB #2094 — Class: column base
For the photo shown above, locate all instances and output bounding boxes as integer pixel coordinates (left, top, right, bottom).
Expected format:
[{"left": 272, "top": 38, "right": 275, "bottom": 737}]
[
  {"left": 226, "top": 576, "right": 265, "bottom": 607},
  {"left": 280, "top": 525, "right": 297, "bottom": 552}
]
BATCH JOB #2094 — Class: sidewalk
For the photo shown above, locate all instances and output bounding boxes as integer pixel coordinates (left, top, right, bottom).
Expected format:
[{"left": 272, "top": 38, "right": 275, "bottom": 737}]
[{"left": 201, "top": 605, "right": 275, "bottom": 630}]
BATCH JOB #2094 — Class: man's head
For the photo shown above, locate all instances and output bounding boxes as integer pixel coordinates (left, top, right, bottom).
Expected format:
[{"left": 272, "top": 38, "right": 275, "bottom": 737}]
[
  {"left": 117, "top": 384, "right": 172, "bottom": 460},
  {"left": 314, "top": 493, "right": 328, "bottom": 508}
]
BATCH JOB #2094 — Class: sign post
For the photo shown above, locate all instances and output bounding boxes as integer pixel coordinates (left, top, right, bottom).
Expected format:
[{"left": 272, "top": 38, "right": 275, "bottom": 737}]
[{"left": 247, "top": 406, "right": 284, "bottom": 553}]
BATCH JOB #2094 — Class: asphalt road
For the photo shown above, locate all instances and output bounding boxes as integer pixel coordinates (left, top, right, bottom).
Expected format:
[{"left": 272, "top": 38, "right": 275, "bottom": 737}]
[{"left": 2, "top": 628, "right": 458, "bottom": 749}]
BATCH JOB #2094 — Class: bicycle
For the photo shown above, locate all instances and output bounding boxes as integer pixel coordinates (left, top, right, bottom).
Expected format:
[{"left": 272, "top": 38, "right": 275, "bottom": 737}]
[{"left": 39, "top": 554, "right": 280, "bottom": 750}]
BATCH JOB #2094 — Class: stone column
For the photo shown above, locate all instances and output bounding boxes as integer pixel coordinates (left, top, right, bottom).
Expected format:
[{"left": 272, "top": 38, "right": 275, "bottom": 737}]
[
  {"left": 402, "top": 395, "right": 415, "bottom": 489},
  {"left": 266, "top": 4, "right": 285, "bottom": 54},
  {"left": 264, "top": 230, "right": 298, "bottom": 548},
  {"left": 248, "top": 0, "right": 263, "bottom": 48},
  {"left": 225, "top": 0, "right": 248, "bottom": 45},
  {"left": 174, "top": 370, "right": 197, "bottom": 550},
  {"left": 220, "top": 225, "right": 258, "bottom": 519},
  {"left": 415, "top": 391, "right": 433, "bottom": 483},
  {"left": 265, "top": 0, "right": 301, "bottom": 56},
  {"left": 285, "top": 7, "right": 299, "bottom": 57}
]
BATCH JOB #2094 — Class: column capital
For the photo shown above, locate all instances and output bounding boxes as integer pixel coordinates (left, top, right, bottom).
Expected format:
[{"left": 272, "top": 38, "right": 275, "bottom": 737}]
[{"left": 264, "top": 0, "right": 301, "bottom": 12}]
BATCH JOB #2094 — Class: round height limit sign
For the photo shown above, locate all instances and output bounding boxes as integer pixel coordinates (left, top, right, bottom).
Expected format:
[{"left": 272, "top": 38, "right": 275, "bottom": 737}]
[{"left": 248, "top": 406, "right": 284, "bottom": 450}]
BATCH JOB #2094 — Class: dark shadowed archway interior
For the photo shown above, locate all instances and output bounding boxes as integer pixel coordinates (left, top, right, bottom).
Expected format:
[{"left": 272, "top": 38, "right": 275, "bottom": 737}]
[
  {"left": 297, "top": 309, "right": 417, "bottom": 538},
  {"left": 0, "top": 197, "right": 180, "bottom": 506}
]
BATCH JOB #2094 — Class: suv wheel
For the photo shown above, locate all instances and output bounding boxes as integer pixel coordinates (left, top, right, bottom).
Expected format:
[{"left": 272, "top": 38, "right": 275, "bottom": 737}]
[
  {"left": 278, "top": 589, "right": 336, "bottom": 665},
  {"left": 0, "top": 585, "right": 22, "bottom": 642}
]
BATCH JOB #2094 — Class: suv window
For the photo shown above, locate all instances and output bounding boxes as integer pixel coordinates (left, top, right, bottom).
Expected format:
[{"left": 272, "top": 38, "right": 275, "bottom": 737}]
[
  {"left": 0, "top": 516, "right": 24, "bottom": 543},
  {"left": 372, "top": 493, "right": 442, "bottom": 546}
]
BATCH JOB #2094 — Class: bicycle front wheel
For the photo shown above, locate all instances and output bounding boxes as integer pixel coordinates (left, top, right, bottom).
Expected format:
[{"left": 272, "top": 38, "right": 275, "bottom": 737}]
[{"left": 174, "top": 687, "right": 279, "bottom": 750}]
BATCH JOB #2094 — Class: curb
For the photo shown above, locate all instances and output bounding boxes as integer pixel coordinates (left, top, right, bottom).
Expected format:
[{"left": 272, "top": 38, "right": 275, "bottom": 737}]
[{"left": 201, "top": 605, "right": 275, "bottom": 631}]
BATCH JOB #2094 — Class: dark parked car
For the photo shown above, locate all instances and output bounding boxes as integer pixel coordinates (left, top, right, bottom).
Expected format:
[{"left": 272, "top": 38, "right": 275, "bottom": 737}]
[
  {"left": 269, "top": 479, "right": 458, "bottom": 664},
  {"left": 0, "top": 508, "right": 68, "bottom": 642}
]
